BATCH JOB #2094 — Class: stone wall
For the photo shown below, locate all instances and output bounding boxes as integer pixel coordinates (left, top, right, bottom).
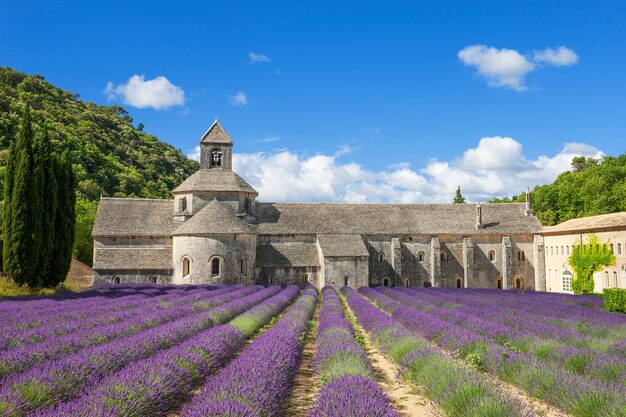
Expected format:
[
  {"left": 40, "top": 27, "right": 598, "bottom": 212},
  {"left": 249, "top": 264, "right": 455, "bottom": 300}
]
[
  {"left": 172, "top": 234, "right": 256, "bottom": 285},
  {"left": 323, "top": 256, "right": 368, "bottom": 288},
  {"left": 255, "top": 266, "right": 319, "bottom": 287}
]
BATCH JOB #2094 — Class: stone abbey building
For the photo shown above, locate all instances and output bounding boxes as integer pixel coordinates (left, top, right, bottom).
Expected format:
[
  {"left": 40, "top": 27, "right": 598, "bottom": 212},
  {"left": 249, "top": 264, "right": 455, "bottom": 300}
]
[{"left": 92, "top": 121, "right": 547, "bottom": 290}]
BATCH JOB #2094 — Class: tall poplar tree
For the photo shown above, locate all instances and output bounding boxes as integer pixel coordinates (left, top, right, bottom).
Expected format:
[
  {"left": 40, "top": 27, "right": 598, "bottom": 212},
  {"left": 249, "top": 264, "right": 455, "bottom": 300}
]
[{"left": 3, "top": 105, "right": 40, "bottom": 286}]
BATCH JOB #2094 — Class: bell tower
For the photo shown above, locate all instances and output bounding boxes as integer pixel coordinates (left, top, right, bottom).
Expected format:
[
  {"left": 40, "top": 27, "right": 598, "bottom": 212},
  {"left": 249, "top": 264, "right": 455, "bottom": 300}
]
[{"left": 200, "top": 119, "right": 233, "bottom": 170}]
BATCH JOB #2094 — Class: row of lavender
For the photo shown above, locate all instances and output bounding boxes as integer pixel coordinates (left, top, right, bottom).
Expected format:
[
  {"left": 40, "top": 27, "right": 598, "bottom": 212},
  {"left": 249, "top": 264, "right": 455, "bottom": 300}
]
[
  {"left": 309, "top": 287, "right": 397, "bottom": 417},
  {"left": 0, "top": 285, "right": 283, "bottom": 416},
  {"left": 380, "top": 287, "right": 626, "bottom": 387},
  {"left": 342, "top": 287, "right": 532, "bottom": 417},
  {"left": 179, "top": 286, "right": 318, "bottom": 417},
  {"left": 0, "top": 285, "right": 245, "bottom": 378},
  {"left": 0, "top": 283, "right": 212, "bottom": 329},
  {"left": 32, "top": 285, "right": 305, "bottom": 417},
  {"left": 364, "top": 287, "right": 626, "bottom": 417}
]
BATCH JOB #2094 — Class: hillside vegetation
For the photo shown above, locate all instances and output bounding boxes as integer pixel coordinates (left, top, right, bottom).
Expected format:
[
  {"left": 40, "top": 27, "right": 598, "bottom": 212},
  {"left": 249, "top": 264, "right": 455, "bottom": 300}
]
[
  {"left": 0, "top": 67, "right": 198, "bottom": 265},
  {"left": 489, "top": 155, "right": 626, "bottom": 225}
]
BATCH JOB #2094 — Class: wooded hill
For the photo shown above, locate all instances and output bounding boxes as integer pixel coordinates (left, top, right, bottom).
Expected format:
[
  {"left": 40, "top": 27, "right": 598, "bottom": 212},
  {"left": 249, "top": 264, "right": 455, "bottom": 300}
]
[
  {"left": 488, "top": 154, "right": 626, "bottom": 225},
  {"left": 0, "top": 67, "right": 198, "bottom": 265}
]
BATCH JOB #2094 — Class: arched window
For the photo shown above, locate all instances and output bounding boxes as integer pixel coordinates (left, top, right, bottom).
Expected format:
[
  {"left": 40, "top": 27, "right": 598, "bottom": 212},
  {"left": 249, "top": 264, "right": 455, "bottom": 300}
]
[
  {"left": 566, "top": 245, "right": 570, "bottom": 255},
  {"left": 378, "top": 253, "right": 385, "bottom": 262},
  {"left": 440, "top": 250, "right": 448, "bottom": 262},
  {"left": 302, "top": 274, "right": 309, "bottom": 284},
  {"left": 605, "top": 271, "right": 610, "bottom": 287},
  {"left": 517, "top": 251, "right": 521, "bottom": 261},
  {"left": 562, "top": 270, "right": 572, "bottom": 292},
  {"left": 618, "top": 243, "right": 622, "bottom": 255},
  {"left": 149, "top": 275, "right": 158, "bottom": 284},
  {"left": 112, "top": 275, "right": 121, "bottom": 284},
  {"left": 613, "top": 271, "right": 618, "bottom": 287},
  {"left": 383, "top": 278, "right": 389, "bottom": 287},
  {"left": 610, "top": 244, "right": 614, "bottom": 254},
  {"left": 269, "top": 275, "right": 274, "bottom": 284},
  {"left": 550, "top": 246, "right": 553, "bottom": 256},
  {"left": 210, "top": 257, "right": 221, "bottom": 276},
  {"left": 515, "top": 278, "right": 522, "bottom": 289},
  {"left": 240, "top": 257, "right": 248, "bottom": 275},
  {"left": 488, "top": 251, "right": 495, "bottom": 262},
  {"left": 456, "top": 278, "right": 462, "bottom": 288},
  {"left": 497, "top": 278, "right": 502, "bottom": 289},
  {"left": 405, "top": 279, "right": 410, "bottom": 288},
  {"left": 521, "top": 251, "right": 525, "bottom": 261},
  {"left": 210, "top": 148, "right": 222, "bottom": 166},
  {"left": 182, "top": 257, "right": 190, "bottom": 277},
  {"left": 418, "top": 252, "right": 424, "bottom": 262},
  {"left": 344, "top": 276, "right": 349, "bottom": 286}
]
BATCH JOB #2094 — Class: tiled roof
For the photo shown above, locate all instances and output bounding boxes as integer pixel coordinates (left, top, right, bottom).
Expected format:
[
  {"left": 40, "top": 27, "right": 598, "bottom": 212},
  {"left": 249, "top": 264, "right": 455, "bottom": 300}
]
[
  {"left": 172, "top": 199, "right": 254, "bottom": 235},
  {"left": 542, "top": 212, "right": 626, "bottom": 234},
  {"left": 255, "top": 202, "right": 542, "bottom": 235},
  {"left": 172, "top": 169, "right": 257, "bottom": 195},
  {"left": 93, "top": 247, "right": 172, "bottom": 270},
  {"left": 92, "top": 198, "right": 177, "bottom": 237},
  {"left": 317, "top": 234, "right": 369, "bottom": 257},
  {"left": 200, "top": 120, "right": 233, "bottom": 144},
  {"left": 255, "top": 242, "right": 320, "bottom": 267}
]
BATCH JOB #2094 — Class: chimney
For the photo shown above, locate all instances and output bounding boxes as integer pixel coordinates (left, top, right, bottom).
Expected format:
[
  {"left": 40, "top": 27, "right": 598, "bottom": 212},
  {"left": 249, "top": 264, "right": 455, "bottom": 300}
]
[
  {"left": 475, "top": 202, "right": 483, "bottom": 229},
  {"left": 524, "top": 188, "right": 533, "bottom": 216}
]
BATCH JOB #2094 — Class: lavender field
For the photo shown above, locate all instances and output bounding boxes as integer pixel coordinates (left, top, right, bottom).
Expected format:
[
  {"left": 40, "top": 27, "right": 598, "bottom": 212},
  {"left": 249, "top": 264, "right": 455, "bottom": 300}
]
[{"left": 0, "top": 284, "right": 624, "bottom": 417}]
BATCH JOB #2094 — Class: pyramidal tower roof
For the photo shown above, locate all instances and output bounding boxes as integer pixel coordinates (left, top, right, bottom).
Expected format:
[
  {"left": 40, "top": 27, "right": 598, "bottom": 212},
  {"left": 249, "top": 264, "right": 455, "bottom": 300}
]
[
  {"left": 200, "top": 119, "right": 233, "bottom": 144},
  {"left": 172, "top": 199, "right": 254, "bottom": 235}
]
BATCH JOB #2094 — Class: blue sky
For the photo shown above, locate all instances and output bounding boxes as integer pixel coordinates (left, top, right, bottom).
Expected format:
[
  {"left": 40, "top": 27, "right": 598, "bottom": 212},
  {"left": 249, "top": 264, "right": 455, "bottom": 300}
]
[{"left": 2, "top": 1, "right": 625, "bottom": 202}]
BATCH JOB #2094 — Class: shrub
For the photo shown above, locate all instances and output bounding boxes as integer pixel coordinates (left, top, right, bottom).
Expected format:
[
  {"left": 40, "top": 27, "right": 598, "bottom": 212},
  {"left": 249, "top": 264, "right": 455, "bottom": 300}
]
[{"left": 603, "top": 289, "right": 626, "bottom": 313}]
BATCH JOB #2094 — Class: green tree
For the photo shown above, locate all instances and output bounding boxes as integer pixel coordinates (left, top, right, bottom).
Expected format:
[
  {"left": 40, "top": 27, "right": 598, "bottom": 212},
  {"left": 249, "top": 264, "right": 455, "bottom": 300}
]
[
  {"left": 46, "top": 152, "right": 76, "bottom": 287},
  {"left": 73, "top": 199, "right": 97, "bottom": 266},
  {"left": 2, "top": 105, "right": 41, "bottom": 286},
  {"left": 35, "top": 128, "right": 58, "bottom": 286},
  {"left": 453, "top": 186, "right": 466, "bottom": 203},
  {"left": 569, "top": 234, "right": 615, "bottom": 294}
]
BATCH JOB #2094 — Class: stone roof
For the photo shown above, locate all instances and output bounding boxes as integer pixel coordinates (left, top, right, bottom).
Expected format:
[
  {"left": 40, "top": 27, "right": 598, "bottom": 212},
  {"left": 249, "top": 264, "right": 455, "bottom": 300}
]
[
  {"left": 93, "top": 247, "right": 173, "bottom": 270},
  {"left": 200, "top": 120, "right": 233, "bottom": 144},
  {"left": 255, "top": 203, "right": 542, "bottom": 235},
  {"left": 317, "top": 234, "right": 369, "bottom": 257},
  {"left": 172, "top": 170, "right": 258, "bottom": 195},
  {"left": 92, "top": 198, "right": 177, "bottom": 237},
  {"left": 172, "top": 199, "right": 254, "bottom": 236},
  {"left": 542, "top": 212, "right": 626, "bottom": 235},
  {"left": 256, "top": 242, "right": 320, "bottom": 267}
]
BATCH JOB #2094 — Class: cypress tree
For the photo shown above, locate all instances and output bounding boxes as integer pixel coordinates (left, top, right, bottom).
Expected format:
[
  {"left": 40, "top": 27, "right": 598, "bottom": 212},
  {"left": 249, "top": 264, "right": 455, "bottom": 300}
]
[
  {"left": 34, "top": 128, "right": 58, "bottom": 287},
  {"left": 453, "top": 186, "right": 466, "bottom": 203},
  {"left": 3, "top": 105, "right": 40, "bottom": 286},
  {"left": 47, "top": 152, "right": 76, "bottom": 286}
]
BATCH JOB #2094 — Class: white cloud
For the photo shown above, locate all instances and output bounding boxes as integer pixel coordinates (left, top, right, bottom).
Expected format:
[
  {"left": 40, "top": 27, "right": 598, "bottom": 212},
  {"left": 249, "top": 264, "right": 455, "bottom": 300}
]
[
  {"left": 458, "top": 45, "right": 534, "bottom": 91},
  {"left": 458, "top": 44, "right": 579, "bottom": 91},
  {"left": 534, "top": 46, "right": 579, "bottom": 66},
  {"left": 249, "top": 52, "right": 270, "bottom": 63},
  {"left": 227, "top": 137, "right": 603, "bottom": 203},
  {"left": 104, "top": 75, "right": 185, "bottom": 110},
  {"left": 187, "top": 145, "right": 200, "bottom": 162},
  {"left": 252, "top": 135, "right": 281, "bottom": 143},
  {"left": 230, "top": 91, "right": 249, "bottom": 106}
]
